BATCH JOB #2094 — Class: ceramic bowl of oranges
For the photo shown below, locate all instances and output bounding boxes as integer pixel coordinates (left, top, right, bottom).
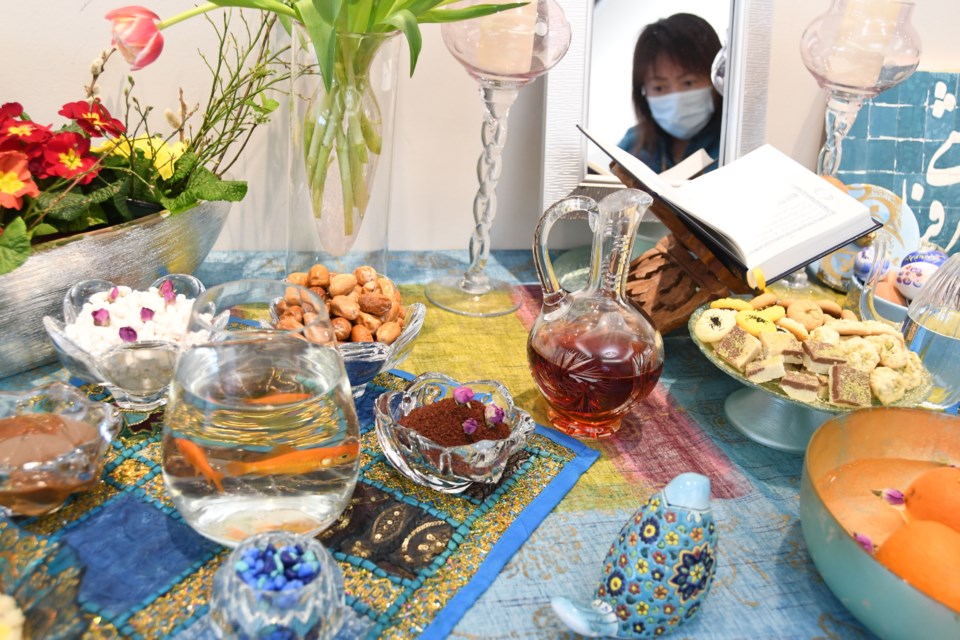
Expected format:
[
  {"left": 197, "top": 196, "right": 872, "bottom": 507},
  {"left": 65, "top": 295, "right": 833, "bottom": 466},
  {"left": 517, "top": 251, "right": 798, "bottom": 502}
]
[{"left": 800, "top": 408, "right": 960, "bottom": 639}]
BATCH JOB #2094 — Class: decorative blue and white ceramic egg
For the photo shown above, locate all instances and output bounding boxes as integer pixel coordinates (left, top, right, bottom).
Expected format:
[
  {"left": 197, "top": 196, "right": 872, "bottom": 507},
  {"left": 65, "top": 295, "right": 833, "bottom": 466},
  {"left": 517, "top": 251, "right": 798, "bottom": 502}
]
[
  {"left": 895, "top": 261, "right": 940, "bottom": 301},
  {"left": 551, "top": 473, "right": 718, "bottom": 638},
  {"left": 901, "top": 248, "right": 948, "bottom": 268},
  {"left": 853, "top": 245, "right": 890, "bottom": 283}
]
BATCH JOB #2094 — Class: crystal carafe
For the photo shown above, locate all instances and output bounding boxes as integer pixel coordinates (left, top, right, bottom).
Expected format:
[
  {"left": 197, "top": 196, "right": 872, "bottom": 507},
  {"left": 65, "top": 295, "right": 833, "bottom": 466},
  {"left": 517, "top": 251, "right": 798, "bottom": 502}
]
[{"left": 527, "top": 189, "right": 664, "bottom": 439}]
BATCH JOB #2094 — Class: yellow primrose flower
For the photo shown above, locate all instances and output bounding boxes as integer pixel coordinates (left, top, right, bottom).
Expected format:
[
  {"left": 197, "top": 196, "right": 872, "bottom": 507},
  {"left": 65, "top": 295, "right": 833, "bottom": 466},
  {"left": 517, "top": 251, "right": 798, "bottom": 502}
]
[{"left": 93, "top": 135, "right": 185, "bottom": 180}]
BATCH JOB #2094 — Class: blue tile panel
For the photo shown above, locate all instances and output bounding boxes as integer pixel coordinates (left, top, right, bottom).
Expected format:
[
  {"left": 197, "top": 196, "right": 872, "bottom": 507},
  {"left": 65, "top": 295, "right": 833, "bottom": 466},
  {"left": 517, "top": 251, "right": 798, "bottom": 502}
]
[{"left": 838, "top": 70, "right": 960, "bottom": 255}]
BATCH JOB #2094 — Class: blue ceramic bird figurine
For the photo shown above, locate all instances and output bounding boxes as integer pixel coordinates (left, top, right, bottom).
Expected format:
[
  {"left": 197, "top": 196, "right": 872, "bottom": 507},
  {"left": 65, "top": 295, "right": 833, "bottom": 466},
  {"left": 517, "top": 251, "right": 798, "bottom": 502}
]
[{"left": 551, "top": 473, "right": 718, "bottom": 638}]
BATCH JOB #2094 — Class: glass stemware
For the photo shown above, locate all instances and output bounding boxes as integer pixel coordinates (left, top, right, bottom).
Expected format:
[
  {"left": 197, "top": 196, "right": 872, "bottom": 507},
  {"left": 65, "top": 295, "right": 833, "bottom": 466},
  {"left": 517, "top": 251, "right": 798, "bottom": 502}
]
[
  {"left": 781, "top": 0, "right": 921, "bottom": 290},
  {"left": 424, "top": 0, "right": 571, "bottom": 317}
]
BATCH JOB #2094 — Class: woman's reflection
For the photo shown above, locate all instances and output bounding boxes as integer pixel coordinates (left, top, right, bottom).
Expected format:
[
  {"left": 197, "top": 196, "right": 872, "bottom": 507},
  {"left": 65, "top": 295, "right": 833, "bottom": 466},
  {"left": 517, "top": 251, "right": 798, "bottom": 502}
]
[{"left": 617, "top": 13, "right": 723, "bottom": 173}]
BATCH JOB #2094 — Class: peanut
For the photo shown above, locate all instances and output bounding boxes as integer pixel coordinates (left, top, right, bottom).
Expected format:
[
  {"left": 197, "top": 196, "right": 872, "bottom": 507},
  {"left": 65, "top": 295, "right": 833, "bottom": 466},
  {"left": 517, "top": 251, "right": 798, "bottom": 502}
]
[
  {"left": 329, "top": 295, "right": 359, "bottom": 321},
  {"left": 354, "top": 265, "right": 378, "bottom": 286},
  {"left": 276, "top": 316, "right": 303, "bottom": 331},
  {"left": 351, "top": 325, "right": 374, "bottom": 342},
  {"left": 331, "top": 317, "right": 352, "bottom": 341},
  {"left": 287, "top": 272, "right": 308, "bottom": 287},
  {"left": 328, "top": 273, "right": 358, "bottom": 297},
  {"left": 359, "top": 292, "right": 392, "bottom": 316},
  {"left": 283, "top": 286, "right": 302, "bottom": 306},
  {"left": 307, "top": 264, "right": 330, "bottom": 288},
  {"left": 376, "top": 322, "right": 402, "bottom": 345},
  {"left": 357, "top": 311, "right": 383, "bottom": 333}
]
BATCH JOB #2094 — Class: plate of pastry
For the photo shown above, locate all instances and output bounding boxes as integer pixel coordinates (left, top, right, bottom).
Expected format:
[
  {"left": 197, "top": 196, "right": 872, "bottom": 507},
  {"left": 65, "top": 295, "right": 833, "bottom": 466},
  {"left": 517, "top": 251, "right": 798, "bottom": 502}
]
[{"left": 687, "top": 293, "right": 932, "bottom": 453}]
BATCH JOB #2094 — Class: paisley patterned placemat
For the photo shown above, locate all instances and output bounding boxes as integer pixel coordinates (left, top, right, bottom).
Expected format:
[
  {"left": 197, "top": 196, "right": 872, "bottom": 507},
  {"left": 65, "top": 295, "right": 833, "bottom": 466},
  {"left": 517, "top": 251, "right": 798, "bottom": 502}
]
[{"left": 3, "top": 370, "right": 598, "bottom": 639}]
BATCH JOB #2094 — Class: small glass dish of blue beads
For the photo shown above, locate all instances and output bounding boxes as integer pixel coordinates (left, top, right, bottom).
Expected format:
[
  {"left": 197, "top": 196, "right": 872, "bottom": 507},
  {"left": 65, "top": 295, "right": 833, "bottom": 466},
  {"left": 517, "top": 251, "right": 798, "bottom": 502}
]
[{"left": 209, "top": 531, "right": 345, "bottom": 640}]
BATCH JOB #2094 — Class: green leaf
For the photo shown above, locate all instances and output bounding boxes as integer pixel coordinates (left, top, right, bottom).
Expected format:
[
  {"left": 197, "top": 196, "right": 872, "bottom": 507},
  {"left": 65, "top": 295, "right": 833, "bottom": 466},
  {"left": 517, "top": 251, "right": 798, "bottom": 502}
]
[
  {"left": 31, "top": 223, "right": 60, "bottom": 237},
  {"left": 296, "top": 0, "right": 339, "bottom": 91},
  {"left": 382, "top": 9, "right": 422, "bottom": 76},
  {"left": 35, "top": 191, "right": 90, "bottom": 222},
  {"left": 0, "top": 217, "right": 31, "bottom": 276},
  {"left": 419, "top": 2, "right": 527, "bottom": 23},
  {"left": 346, "top": 0, "right": 373, "bottom": 32}
]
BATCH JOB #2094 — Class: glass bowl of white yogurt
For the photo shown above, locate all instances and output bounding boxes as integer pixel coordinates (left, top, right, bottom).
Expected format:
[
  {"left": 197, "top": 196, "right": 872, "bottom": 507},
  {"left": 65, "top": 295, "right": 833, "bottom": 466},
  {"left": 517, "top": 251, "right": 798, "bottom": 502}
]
[{"left": 42, "top": 274, "right": 205, "bottom": 411}]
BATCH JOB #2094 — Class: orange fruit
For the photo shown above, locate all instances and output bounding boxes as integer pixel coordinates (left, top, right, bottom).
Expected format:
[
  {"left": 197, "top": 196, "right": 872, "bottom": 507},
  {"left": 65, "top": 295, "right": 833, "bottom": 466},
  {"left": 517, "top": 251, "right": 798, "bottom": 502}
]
[
  {"left": 874, "top": 520, "right": 960, "bottom": 612},
  {"left": 904, "top": 466, "right": 960, "bottom": 534}
]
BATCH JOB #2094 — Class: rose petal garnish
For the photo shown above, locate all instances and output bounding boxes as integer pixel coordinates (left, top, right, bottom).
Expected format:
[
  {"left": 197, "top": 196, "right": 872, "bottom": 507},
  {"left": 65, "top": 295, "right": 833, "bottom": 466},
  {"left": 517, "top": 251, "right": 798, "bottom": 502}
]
[
  {"left": 453, "top": 386, "right": 474, "bottom": 404},
  {"left": 853, "top": 532, "right": 875, "bottom": 554},
  {"left": 140, "top": 306, "right": 155, "bottom": 322},
  {"left": 119, "top": 327, "right": 138, "bottom": 342},
  {"left": 485, "top": 404, "right": 505, "bottom": 425},
  {"left": 107, "top": 287, "right": 120, "bottom": 302},
  {"left": 872, "top": 488, "right": 905, "bottom": 506},
  {"left": 159, "top": 280, "right": 175, "bottom": 304},
  {"left": 462, "top": 418, "right": 479, "bottom": 435},
  {"left": 92, "top": 308, "right": 110, "bottom": 326}
]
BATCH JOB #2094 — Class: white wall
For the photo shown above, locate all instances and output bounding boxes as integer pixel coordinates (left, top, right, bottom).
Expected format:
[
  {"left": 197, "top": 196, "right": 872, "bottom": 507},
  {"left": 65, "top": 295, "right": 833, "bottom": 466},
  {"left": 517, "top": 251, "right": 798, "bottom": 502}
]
[{"left": 3, "top": 0, "right": 958, "bottom": 253}]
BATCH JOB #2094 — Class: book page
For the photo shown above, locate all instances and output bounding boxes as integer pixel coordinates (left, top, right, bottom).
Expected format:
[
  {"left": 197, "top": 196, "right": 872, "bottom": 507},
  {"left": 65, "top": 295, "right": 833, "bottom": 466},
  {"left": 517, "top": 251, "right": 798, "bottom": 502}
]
[{"left": 671, "top": 145, "right": 870, "bottom": 266}]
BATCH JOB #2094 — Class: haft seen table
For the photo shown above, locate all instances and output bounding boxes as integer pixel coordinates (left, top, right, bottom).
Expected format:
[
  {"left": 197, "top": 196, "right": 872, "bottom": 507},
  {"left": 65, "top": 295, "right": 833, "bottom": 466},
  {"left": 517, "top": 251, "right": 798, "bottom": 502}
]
[{"left": 1, "top": 250, "right": 905, "bottom": 639}]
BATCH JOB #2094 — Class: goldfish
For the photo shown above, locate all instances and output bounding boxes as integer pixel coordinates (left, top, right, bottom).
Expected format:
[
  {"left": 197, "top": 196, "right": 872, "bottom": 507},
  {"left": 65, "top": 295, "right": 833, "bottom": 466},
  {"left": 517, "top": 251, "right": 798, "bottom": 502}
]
[
  {"left": 225, "top": 442, "right": 359, "bottom": 478},
  {"left": 244, "top": 392, "right": 312, "bottom": 405},
  {"left": 174, "top": 437, "right": 224, "bottom": 492}
]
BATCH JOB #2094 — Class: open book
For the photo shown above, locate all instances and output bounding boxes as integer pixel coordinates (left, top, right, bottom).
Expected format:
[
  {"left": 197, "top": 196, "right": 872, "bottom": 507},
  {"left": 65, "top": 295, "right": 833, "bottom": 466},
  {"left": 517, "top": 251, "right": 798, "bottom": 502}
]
[{"left": 580, "top": 127, "right": 882, "bottom": 288}]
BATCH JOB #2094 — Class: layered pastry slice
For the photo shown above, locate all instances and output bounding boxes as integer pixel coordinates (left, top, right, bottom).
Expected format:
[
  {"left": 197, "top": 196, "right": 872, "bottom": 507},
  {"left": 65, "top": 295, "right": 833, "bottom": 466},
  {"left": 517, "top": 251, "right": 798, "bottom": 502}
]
[
  {"left": 780, "top": 371, "right": 821, "bottom": 402},
  {"left": 829, "top": 364, "right": 872, "bottom": 407},
  {"left": 714, "top": 325, "right": 762, "bottom": 371},
  {"left": 802, "top": 340, "right": 846, "bottom": 374},
  {"left": 745, "top": 355, "right": 787, "bottom": 384},
  {"left": 759, "top": 331, "right": 803, "bottom": 365}
]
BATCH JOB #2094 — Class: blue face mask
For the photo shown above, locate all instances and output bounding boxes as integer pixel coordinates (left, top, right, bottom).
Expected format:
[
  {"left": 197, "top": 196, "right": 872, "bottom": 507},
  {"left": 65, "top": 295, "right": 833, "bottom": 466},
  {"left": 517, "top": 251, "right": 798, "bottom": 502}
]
[{"left": 646, "top": 87, "right": 716, "bottom": 140}]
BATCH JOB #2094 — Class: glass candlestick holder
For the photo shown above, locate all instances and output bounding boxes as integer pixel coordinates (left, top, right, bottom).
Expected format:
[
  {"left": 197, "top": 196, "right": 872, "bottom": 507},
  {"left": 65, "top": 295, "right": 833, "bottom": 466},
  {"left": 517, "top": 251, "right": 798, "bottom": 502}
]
[{"left": 424, "top": 0, "right": 571, "bottom": 317}]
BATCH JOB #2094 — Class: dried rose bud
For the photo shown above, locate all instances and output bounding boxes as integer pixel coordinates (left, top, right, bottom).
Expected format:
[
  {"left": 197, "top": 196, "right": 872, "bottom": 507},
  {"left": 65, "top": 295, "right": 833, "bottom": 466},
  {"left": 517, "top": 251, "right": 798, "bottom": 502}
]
[
  {"left": 462, "top": 418, "right": 479, "bottom": 435},
  {"left": 853, "top": 532, "right": 875, "bottom": 554},
  {"left": 159, "top": 280, "right": 175, "bottom": 304},
  {"left": 485, "top": 404, "right": 505, "bottom": 425},
  {"left": 92, "top": 308, "right": 110, "bottom": 326},
  {"left": 119, "top": 327, "right": 138, "bottom": 342},
  {"left": 873, "top": 488, "right": 905, "bottom": 506},
  {"left": 107, "top": 287, "right": 120, "bottom": 302},
  {"left": 453, "top": 386, "right": 474, "bottom": 405},
  {"left": 140, "top": 307, "right": 155, "bottom": 322}
]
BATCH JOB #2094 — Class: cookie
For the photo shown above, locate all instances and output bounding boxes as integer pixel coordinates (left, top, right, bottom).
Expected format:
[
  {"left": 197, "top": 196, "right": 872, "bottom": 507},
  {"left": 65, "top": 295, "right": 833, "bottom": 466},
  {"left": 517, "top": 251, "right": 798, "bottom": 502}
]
[
  {"left": 870, "top": 366, "right": 906, "bottom": 405},
  {"left": 694, "top": 308, "right": 737, "bottom": 343},
  {"left": 841, "top": 336, "right": 881, "bottom": 372},
  {"left": 735, "top": 309, "right": 778, "bottom": 337},
  {"left": 840, "top": 309, "right": 858, "bottom": 321},
  {"left": 710, "top": 297, "right": 754, "bottom": 311},
  {"left": 787, "top": 300, "right": 825, "bottom": 332},
  {"left": 816, "top": 299, "right": 843, "bottom": 318},
  {"left": 867, "top": 334, "right": 908, "bottom": 369},
  {"left": 828, "top": 319, "right": 872, "bottom": 336},
  {"left": 749, "top": 292, "right": 778, "bottom": 309},
  {"left": 756, "top": 305, "right": 786, "bottom": 323},
  {"left": 776, "top": 316, "right": 810, "bottom": 341},
  {"left": 809, "top": 325, "right": 841, "bottom": 345}
]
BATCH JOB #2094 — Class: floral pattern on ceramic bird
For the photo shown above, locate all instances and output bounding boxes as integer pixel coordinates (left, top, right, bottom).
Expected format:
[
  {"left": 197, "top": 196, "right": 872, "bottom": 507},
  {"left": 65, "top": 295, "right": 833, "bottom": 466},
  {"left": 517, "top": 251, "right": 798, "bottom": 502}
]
[{"left": 551, "top": 473, "right": 718, "bottom": 638}]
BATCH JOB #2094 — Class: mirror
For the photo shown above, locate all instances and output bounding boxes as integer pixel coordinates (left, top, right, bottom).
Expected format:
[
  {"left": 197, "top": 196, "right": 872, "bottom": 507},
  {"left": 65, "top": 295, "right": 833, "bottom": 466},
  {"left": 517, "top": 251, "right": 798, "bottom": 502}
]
[{"left": 541, "top": 0, "right": 774, "bottom": 210}]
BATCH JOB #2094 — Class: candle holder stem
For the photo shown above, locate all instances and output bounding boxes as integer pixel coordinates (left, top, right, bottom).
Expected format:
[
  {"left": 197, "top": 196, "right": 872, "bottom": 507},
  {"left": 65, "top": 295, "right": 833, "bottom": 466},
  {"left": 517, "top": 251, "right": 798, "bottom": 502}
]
[
  {"left": 817, "top": 92, "right": 865, "bottom": 178},
  {"left": 425, "top": 84, "right": 521, "bottom": 317}
]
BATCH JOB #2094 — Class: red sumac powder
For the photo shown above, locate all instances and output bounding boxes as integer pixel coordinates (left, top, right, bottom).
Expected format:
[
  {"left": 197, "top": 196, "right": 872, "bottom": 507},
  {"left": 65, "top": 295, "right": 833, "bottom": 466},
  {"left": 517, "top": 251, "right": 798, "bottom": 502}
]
[{"left": 399, "top": 398, "right": 511, "bottom": 447}]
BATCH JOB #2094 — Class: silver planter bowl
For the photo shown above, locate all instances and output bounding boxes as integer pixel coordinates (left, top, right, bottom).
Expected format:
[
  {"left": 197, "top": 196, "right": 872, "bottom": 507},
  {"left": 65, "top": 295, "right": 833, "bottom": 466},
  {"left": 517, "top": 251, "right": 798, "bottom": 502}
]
[{"left": 0, "top": 200, "right": 229, "bottom": 379}]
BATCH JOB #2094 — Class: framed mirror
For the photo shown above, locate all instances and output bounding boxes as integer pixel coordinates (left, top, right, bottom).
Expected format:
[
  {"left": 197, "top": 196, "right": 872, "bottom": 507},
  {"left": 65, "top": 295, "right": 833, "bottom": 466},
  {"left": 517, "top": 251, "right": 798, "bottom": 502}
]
[{"left": 541, "top": 0, "right": 774, "bottom": 210}]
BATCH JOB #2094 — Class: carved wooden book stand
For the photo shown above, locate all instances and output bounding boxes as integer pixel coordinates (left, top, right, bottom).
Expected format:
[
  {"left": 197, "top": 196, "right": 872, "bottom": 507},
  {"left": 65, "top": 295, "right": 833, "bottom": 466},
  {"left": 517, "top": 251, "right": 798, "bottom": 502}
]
[{"left": 611, "top": 164, "right": 753, "bottom": 334}]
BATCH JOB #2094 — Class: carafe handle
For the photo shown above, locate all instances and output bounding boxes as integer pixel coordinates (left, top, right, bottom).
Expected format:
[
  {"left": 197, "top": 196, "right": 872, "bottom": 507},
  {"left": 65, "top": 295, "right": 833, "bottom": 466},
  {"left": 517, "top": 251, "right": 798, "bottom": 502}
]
[
  {"left": 532, "top": 196, "right": 599, "bottom": 307},
  {"left": 858, "top": 234, "right": 900, "bottom": 328}
]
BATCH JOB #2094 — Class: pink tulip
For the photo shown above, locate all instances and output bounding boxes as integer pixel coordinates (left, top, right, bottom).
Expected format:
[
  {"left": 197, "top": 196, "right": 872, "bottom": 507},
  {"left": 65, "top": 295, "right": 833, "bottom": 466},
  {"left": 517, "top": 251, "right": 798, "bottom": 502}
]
[{"left": 105, "top": 6, "right": 164, "bottom": 70}]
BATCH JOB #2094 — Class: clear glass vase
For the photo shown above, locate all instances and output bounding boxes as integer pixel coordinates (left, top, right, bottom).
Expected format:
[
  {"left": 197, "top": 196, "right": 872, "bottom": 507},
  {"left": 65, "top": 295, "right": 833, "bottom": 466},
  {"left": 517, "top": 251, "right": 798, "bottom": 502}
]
[{"left": 287, "top": 27, "right": 401, "bottom": 277}]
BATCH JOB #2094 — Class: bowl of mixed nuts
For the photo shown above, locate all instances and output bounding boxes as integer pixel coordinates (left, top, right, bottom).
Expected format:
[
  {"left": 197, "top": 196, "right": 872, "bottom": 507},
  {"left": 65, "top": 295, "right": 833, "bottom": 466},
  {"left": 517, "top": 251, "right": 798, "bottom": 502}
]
[{"left": 280, "top": 264, "right": 426, "bottom": 397}]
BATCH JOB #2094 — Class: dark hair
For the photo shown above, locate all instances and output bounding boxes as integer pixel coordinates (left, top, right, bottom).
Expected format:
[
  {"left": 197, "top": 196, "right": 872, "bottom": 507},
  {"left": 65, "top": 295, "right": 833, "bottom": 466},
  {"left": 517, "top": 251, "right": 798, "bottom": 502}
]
[{"left": 630, "top": 13, "right": 722, "bottom": 155}]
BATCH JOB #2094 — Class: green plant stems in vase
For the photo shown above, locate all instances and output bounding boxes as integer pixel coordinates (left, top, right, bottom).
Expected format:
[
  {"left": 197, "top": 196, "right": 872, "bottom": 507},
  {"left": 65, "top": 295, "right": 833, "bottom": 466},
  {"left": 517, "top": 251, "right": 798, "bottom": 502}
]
[{"left": 287, "top": 27, "right": 400, "bottom": 275}]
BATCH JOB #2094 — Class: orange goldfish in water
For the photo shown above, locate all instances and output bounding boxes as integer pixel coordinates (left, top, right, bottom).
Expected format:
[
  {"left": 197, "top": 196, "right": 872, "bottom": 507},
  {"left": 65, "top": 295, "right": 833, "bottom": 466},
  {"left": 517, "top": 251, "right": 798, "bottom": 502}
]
[
  {"left": 225, "top": 442, "right": 360, "bottom": 478},
  {"left": 174, "top": 437, "right": 224, "bottom": 492}
]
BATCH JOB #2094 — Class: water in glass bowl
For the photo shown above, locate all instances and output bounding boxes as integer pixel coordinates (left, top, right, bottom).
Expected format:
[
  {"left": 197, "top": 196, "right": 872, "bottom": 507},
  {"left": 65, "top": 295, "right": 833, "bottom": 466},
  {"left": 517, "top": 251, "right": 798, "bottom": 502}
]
[{"left": 162, "top": 337, "right": 360, "bottom": 547}]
